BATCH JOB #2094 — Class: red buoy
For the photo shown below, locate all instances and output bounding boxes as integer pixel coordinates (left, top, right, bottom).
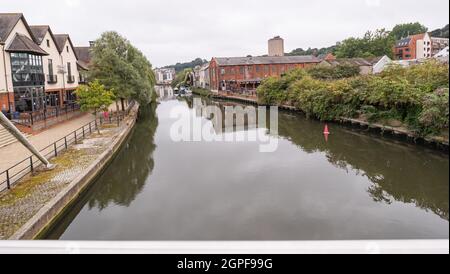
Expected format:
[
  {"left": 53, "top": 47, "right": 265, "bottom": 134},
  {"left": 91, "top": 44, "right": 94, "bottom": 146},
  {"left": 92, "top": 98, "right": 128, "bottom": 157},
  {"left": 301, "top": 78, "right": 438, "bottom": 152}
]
[{"left": 324, "top": 124, "right": 330, "bottom": 135}]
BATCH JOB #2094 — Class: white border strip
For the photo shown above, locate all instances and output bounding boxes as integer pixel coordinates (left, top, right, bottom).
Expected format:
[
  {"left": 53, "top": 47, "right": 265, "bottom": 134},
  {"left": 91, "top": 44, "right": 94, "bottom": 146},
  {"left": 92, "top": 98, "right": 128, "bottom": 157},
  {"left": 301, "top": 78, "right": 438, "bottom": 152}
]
[{"left": 0, "top": 240, "right": 448, "bottom": 254}]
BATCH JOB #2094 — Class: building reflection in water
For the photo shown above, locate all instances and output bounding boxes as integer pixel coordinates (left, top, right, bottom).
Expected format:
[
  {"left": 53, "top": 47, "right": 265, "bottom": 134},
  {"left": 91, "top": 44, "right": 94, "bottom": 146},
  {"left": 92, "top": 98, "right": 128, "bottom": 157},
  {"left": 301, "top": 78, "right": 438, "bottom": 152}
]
[{"left": 190, "top": 97, "right": 449, "bottom": 221}]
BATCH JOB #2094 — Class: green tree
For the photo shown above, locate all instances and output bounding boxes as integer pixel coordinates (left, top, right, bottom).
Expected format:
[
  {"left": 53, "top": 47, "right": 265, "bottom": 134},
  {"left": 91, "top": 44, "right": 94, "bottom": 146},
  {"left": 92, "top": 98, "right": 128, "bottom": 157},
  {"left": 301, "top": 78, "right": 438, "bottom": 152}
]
[
  {"left": 390, "top": 22, "right": 428, "bottom": 40},
  {"left": 335, "top": 29, "right": 395, "bottom": 58},
  {"left": 89, "top": 31, "right": 155, "bottom": 110},
  {"left": 75, "top": 80, "right": 115, "bottom": 133},
  {"left": 171, "top": 68, "right": 193, "bottom": 88}
]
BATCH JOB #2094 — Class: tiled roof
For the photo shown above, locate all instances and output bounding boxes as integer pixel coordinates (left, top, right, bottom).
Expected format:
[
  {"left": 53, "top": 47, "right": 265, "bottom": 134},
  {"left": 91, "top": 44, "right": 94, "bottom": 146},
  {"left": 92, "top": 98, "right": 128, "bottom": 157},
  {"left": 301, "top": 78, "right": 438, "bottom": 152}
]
[
  {"left": 29, "top": 25, "right": 49, "bottom": 45},
  {"left": 54, "top": 34, "right": 78, "bottom": 59},
  {"left": 5, "top": 33, "right": 48, "bottom": 55},
  {"left": 396, "top": 37, "right": 412, "bottom": 47},
  {"left": 324, "top": 58, "right": 373, "bottom": 66},
  {"left": 74, "top": 47, "right": 91, "bottom": 63},
  {"left": 214, "top": 55, "right": 320, "bottom": 66},
  {"left": 53, "top": 34, "right": 69, "bottom": 53},
  {"left": 0, "top": 13, "right": 23, "bottom": 42}
]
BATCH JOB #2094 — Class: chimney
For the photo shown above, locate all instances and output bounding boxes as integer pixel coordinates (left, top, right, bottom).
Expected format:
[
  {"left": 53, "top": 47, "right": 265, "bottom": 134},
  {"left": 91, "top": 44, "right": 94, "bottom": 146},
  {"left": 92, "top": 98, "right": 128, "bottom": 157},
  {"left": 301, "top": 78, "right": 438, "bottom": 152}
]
[{"left": 268, "top": 36, "right": 284, "bottom": 57}]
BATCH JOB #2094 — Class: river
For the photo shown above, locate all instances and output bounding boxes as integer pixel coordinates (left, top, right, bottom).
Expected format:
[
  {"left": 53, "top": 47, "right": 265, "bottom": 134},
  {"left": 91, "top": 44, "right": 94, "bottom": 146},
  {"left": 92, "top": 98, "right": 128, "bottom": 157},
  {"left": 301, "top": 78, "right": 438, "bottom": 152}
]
[{"left": 44, "top": 94, "right": 449, "bottom": 240}]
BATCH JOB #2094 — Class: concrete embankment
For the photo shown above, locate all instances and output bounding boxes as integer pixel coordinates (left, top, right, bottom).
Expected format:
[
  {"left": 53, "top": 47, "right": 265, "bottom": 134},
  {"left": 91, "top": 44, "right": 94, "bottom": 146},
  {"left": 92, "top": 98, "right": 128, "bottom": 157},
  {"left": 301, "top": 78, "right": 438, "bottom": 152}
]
[
  {"left": 7, "top": 104, "right": 139, "bottom": 240},
  {"left": 196, "top": 91, "right": 449, "bottom": 153}
]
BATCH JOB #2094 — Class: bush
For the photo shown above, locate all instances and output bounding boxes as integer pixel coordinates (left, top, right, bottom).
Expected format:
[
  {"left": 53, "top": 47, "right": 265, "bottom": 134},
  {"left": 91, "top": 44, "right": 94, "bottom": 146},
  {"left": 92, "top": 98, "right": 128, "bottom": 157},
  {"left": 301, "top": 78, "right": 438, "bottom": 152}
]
[
  {"left": 418, "top": 88, "right": 449, "bottom": 135},
  {"left": 256, "top": 60, "right": 449, "bottom": 137},
  {"left": 307, "top": 64, "right": 360, "bottom": 80}
]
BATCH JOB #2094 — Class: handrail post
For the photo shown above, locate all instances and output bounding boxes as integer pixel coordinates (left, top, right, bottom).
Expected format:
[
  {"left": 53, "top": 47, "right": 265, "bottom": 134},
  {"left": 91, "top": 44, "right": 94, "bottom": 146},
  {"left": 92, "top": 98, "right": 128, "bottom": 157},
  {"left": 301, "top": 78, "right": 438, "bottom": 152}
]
[
  {"left": 30, "top": 156, "right": 34, "bottom": 173},
  {"left": 54, "top": 142, "right": 58, "bottom": 157},
  {"left": 6, "top": 170, "right": 10, "bottom": 189}
]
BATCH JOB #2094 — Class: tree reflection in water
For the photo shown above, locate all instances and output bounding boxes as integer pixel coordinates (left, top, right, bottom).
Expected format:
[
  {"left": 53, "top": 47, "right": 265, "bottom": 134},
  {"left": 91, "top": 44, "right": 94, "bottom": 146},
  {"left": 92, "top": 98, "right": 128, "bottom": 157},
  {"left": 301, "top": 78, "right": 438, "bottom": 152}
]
[
  {"left": 87, "top": 102, "right": 159, "bottom": 210},
  {"left": 194, "top": 98, "right": 449, "bottom": 221}
]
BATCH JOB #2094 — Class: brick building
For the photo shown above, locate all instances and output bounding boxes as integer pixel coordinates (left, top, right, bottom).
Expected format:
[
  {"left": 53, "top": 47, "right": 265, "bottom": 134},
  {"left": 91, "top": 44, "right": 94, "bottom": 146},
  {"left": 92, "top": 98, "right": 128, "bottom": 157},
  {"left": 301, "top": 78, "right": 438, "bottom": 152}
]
[
  {"left": 394, "top": 33, "right": 432, "bottom": 60},
  {"left": 209, "top": 55, "right": 320, "bottom": 93}
]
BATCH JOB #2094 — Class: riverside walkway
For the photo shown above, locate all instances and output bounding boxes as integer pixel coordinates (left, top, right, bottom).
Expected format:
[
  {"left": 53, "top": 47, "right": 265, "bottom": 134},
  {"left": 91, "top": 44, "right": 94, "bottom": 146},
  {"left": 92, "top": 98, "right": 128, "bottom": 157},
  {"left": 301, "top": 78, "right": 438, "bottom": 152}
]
[
  {"left": 0, "top": 114, "right": 94, "bottom": 175},
  {"left": 0, "top": 109, "right": 135, "bottom": 240}
]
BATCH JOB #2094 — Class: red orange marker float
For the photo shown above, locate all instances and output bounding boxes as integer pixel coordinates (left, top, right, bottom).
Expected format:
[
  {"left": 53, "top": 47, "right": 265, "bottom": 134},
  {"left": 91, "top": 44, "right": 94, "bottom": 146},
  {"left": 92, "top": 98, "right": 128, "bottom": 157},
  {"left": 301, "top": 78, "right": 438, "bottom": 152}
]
[{"left": 324, "top": 124, "right": 330, "bottom": 142}]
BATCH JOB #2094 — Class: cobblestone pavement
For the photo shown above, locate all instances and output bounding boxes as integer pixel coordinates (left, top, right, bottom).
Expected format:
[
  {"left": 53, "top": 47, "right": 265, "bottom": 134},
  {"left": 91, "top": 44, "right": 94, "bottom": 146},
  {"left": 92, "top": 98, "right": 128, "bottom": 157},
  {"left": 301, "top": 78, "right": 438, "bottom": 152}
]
[{"left": 0, "top": 125, "right": 122, "bottom": 240}]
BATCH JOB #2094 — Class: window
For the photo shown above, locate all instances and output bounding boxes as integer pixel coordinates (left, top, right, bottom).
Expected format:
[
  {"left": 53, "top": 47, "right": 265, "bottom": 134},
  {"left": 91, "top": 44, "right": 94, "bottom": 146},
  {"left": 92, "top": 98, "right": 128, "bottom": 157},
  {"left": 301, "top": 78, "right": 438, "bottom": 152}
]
[
  {"left": 256, "top": 66, "right": 261, "bottom": 73},
  {"left": 220, "top": 68, "right": 225, "bottom": 75},
  {"left": 240, "top": 67, "right": 244, "bottom": 74},
  {"left": 47, "top": 39, "right": 50, "bottom": 47},
  {"left": 67, "top": 46, "right": 69, "bottom": 53},
  {"left": 264, "top": 65, "right": 270, "bottom": 74},
  {"left": 48, "top": 59, "right": 53, "bottom": 76},
  {"left": 67, "top": 62, "right": 72, "bottom": 77},
  {"left": 271, "top": 66, "right": 277, "bottom": 74}
]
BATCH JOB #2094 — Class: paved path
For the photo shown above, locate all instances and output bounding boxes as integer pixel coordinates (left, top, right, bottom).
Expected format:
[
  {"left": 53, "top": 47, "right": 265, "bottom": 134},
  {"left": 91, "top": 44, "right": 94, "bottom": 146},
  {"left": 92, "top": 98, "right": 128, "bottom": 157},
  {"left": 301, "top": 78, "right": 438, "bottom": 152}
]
[
  {"left": 0, "top": 114, "right": 94, "bottom": 174},
  {"left": 0, "top": 124, "right": 123, "bottom": 239}
]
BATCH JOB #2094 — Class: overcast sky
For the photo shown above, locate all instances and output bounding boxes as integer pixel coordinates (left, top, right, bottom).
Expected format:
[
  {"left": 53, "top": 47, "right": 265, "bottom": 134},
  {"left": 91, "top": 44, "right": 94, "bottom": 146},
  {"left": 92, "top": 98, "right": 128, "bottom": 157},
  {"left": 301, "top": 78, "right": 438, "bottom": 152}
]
[{"left": 2, "top": 0, "right": 449, "bottom": 67}]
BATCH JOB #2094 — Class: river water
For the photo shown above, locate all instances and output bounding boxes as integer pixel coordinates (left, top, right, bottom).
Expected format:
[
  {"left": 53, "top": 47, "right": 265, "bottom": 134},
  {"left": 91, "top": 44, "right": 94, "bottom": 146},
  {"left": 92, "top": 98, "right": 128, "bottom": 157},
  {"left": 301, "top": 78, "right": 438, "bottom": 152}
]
[{"left": 44, "top": 94, "right": 449, "bottom": 240}]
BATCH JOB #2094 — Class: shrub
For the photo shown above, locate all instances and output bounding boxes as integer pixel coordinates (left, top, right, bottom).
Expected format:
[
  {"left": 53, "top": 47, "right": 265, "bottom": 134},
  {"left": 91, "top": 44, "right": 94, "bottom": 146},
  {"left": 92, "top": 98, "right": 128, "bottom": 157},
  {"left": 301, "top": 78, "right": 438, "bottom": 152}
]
[
  {"left": 307, "top": 64, "right": 360, "bottom": 80},
  {"left": 256, "top": 61, "right": 449, "bottom": 137}
]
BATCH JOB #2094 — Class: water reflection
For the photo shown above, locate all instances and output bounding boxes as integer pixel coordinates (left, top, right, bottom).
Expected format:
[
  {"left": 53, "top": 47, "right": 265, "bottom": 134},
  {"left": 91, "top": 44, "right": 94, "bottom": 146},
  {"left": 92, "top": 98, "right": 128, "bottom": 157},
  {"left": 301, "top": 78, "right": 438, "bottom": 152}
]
[
  {"left": 155, "top": 85, "right": 176, "bottom": 101},
  {"left": 193, "top": 98, "right": 449, "bottom": 221},
  {"left": 88, "top": 103, "right": 159, "bottom": 209},
  {"left": 45, "top": 96, "right": 448, "bottom": 240},
  {"left": 44, "top": 103, "right": 158, "bottom": 239}
]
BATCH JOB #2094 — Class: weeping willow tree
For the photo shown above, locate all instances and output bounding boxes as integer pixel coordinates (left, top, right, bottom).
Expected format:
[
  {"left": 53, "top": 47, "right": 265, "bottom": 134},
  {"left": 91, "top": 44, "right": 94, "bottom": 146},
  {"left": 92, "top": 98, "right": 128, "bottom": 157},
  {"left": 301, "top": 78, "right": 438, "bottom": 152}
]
[{"left": 88, "top": 31, "right": 156, "bottom": 109}]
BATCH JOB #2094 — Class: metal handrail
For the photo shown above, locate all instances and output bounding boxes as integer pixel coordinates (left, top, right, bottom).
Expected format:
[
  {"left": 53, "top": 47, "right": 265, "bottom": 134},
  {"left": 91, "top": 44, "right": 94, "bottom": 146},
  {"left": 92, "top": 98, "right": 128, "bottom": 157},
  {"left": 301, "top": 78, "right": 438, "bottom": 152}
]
[{"left": 0, "top": 108, "right": 131, "bottom": 191}]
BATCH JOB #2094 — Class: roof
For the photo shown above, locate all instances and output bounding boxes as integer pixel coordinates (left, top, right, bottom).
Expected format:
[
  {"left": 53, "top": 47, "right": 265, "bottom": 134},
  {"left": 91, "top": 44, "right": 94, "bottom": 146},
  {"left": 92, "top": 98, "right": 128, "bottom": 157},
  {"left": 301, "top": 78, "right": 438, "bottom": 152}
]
[
  {"left": 53, "top": 34, "right": 78, "bottom": 59},
  {"left": 29, "top": 25, "right": 48, "bottom": 44},
  {"left": 0, "top": 13, "right": 38, "bottom": 44},
  {"left": 5, "top": 33, "right": 48, "bottom": 55},
  {"left": 322, "top": 58, "right": 373, "bottom": 67},
  {"left": 53, "top": 34, "right": 69, "bottom": 53},
  {"left": 396, "top": 37, "right": 412, "bottom": 47},
  {"left": 74, "top": 47, "right": 91, "bottom": 62},
  {"left": 213, "top": 55, "right": 320, "bottom": 66},
  {"left": 395, "top": 33, "right": 430, "bottom": 48}
]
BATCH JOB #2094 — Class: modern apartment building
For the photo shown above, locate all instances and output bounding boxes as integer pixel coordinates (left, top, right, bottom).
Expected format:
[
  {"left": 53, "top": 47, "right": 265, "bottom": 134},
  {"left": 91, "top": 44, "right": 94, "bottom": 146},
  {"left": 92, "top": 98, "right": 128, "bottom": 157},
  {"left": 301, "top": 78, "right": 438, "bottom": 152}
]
[
  {"left": 0, "top": 13, "right": 48, "bottom": 113},
  {"left": 394, "top": 33, "right": 432, "bottom": 60},
  {"left": 1, "top": 12, "right": 91, "bottom": 131},
  {"left": 431, "top": 37, "right": 449, "bottom": 56},
  {"left": 29, "top": 25, "right": 64, "bottom": 107},
  {"left": 154, "top": 68, "right": 175, "bottom": 85},
  {"left": 53, "top": 34, "right": 80, "bottom": 104}
]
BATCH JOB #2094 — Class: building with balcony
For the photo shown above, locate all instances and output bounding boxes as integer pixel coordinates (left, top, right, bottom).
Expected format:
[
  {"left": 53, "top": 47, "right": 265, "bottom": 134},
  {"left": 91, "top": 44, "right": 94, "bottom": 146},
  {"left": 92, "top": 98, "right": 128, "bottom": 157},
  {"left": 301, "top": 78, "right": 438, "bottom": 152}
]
[
  {"left": 431, "top": 37, "right": 449, "bottom": 57},
  {"left": 29, "top": 25, "right": 64, "bottom": 108},
  {"left": 75, "top": 45, "right": 93, "bottom": 85},
  {"left": 154, "top": 68, "right": 175, "bottom": 85},
  {"left": 394, "top": 33, "right": 432, "bottom": 60},
  {"left": 53, "top": 34, "right": 80, "bottom": 105},
  {"left": 0, "top": 13, "right": 49, "bottom": 113}
]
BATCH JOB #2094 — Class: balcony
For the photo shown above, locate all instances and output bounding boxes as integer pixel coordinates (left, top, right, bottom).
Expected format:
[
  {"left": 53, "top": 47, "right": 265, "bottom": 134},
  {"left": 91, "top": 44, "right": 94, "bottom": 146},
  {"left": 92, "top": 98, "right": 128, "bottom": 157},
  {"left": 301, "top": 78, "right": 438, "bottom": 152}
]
[
  {"left": 79, "top": 76, "right": 88, "bottom": 84},
  {"left": 67, "top": 75, "right": 75, "bottom": 84},
  {"left": 47, "top": 75, "right": 58, "bottom": 84}
]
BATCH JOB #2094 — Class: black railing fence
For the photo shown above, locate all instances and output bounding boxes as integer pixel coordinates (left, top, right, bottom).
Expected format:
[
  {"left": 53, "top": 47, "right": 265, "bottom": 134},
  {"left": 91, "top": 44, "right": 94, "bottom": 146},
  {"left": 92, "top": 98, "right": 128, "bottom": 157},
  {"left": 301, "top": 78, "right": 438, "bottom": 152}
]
[
  {"left": 0, "top": 103, "right": 135, "bottom": 192},
  {"left": 14, "top": 103, "right": 81, "bottom": 127}
]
